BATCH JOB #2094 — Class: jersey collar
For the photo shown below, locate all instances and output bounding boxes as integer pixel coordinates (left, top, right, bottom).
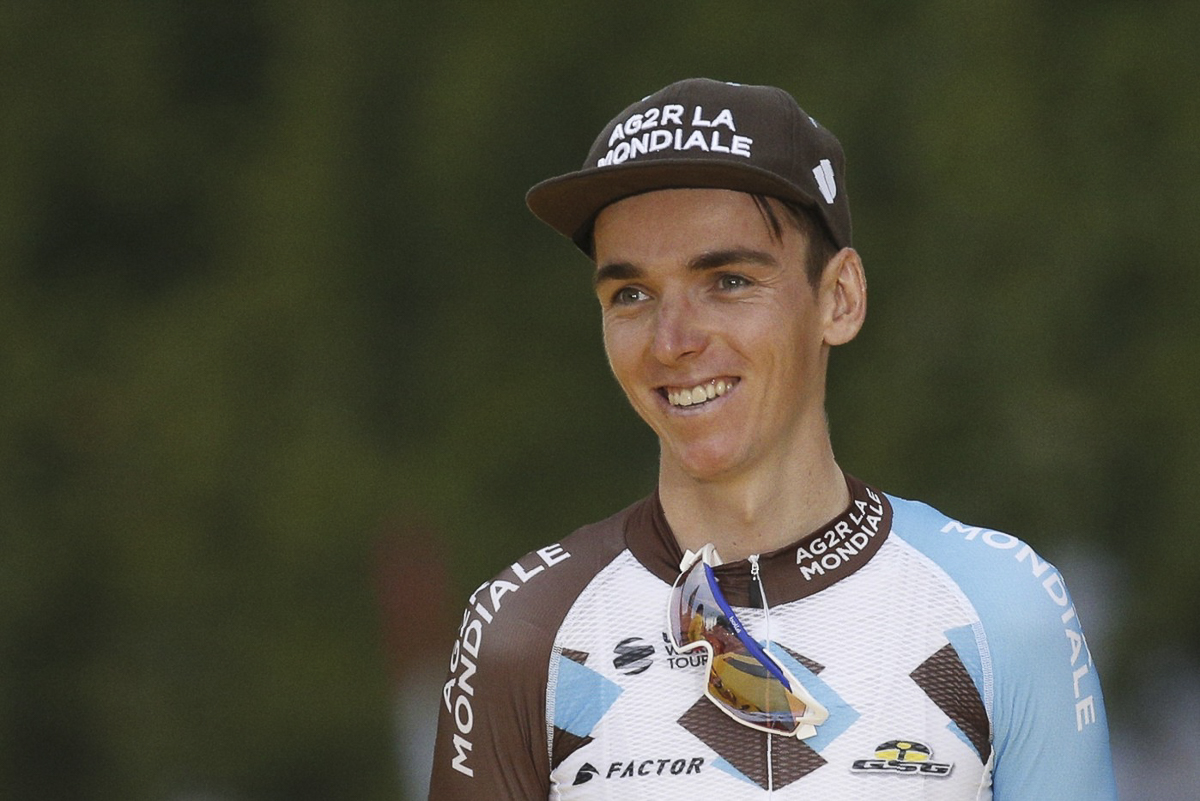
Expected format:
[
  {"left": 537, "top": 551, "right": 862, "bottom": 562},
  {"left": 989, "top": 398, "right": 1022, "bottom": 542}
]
[{"left": 625, "top": 474, "right": 893, "bottom": 606}]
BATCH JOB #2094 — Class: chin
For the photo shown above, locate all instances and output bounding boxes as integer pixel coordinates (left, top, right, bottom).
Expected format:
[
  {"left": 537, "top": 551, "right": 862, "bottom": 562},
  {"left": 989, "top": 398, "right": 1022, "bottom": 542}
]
[{"left": 668, "top": 442, "right": 749, "bottom": 483}]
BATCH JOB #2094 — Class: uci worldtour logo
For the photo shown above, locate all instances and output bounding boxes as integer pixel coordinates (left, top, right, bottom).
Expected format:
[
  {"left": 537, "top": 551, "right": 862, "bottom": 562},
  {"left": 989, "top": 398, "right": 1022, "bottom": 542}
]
[
  {"left": 850, "top": 740, "right": 953, "bottom": 777},
  {"left": 612, "top": 637, "right": 655, "bottom": 675},
  {"left": 612, "top": 634, "right": 710, "bottom": 674}
]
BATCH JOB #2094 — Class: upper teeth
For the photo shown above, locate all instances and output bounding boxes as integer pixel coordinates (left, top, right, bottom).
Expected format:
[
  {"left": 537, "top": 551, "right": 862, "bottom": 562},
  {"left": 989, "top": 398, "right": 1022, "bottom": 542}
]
[{"left": 668, "top": 379, "right": 732, "bottom": 407}]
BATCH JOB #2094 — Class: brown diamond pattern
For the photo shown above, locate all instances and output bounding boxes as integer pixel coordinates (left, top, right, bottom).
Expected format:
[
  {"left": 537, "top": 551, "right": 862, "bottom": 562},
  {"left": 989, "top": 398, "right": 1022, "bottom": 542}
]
[
  {"left": 678, "top": 697, "right": 825, "bottom": 789},
  {"left": 910, "top": 643, "right": 990, "bottom": 762}
]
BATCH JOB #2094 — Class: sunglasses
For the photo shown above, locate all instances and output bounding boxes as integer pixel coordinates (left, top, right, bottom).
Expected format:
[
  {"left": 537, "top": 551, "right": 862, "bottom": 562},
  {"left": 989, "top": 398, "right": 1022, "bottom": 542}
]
[{"left": 667, "top": 545, "right": 828, "bottom": 738}]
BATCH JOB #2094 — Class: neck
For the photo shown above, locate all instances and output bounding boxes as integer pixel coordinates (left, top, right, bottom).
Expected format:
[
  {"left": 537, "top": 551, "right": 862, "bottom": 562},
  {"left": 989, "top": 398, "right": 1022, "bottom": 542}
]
[{"left": 658, "top": 442, "right": 849, "bottom": 562}]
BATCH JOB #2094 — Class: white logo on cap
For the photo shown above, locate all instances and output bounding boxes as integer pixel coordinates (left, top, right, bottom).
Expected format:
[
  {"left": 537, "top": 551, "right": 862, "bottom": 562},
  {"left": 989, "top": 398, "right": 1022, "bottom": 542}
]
[
  {"left": 813, "top": 158, "right": 836, "bottom": 204},
  {"left": 596, "top": 105, "right": 753, "bottom": 167}
]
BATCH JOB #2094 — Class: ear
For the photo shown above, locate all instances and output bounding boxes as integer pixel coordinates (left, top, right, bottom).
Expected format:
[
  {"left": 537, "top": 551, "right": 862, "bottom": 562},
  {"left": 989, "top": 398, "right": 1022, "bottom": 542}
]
[{"left": 821, "top": 247, "right": 867, "bottom": 346}]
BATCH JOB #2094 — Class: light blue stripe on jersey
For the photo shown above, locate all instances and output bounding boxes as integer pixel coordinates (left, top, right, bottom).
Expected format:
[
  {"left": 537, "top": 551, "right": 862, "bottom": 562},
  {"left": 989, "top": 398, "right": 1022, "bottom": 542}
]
[
  {"left": 553, "top": 654, "right": 623, "bottom": 737},
  {"left": 887, "top": 493, "right": 1117, "bottom": 800}
]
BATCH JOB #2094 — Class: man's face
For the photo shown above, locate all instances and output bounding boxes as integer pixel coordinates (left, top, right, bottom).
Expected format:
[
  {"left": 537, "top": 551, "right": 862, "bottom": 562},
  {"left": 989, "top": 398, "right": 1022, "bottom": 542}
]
[{"left": 593, "top": 188, "right": 835, "bottom": 483}]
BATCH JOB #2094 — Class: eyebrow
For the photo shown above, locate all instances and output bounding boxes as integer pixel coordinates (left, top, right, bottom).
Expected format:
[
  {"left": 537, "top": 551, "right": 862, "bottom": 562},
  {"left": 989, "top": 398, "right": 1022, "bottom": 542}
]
[
  {"left": 689, "top": 248, "right": 779, "bottom": 272},
  {"left": 594, "top": 248, "right": 779, "bottom": 287},
  {"left": 593, "top": 261, "right": 643, "bottom": 287}
]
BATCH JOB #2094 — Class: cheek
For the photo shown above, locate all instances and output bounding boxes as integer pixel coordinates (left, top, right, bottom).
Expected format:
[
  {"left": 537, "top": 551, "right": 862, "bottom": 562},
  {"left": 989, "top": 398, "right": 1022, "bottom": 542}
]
[
  {"left": 601, "top": 328, "right": 635, "bottom": 388},
  {"left": 602, "top": 319, "right": 638, "bottom": 367}
]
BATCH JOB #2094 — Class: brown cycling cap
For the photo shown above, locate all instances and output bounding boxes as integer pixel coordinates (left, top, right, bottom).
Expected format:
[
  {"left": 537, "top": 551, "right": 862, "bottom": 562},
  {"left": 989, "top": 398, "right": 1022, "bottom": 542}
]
[{"left": 526, "top": 78, "right": 851, "bottom": 254}]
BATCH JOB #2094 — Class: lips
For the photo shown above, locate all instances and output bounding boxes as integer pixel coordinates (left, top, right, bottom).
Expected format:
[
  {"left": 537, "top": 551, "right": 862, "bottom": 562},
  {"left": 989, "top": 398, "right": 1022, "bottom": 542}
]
[{"left": 664, "top": 378, "right": 738, "bottom": 408}]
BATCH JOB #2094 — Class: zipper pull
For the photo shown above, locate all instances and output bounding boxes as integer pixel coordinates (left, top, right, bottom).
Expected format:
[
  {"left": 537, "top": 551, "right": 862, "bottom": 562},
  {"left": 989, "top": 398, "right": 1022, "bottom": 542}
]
[{"left": 749, "top": 554, "right": 764, "bottom": 609}]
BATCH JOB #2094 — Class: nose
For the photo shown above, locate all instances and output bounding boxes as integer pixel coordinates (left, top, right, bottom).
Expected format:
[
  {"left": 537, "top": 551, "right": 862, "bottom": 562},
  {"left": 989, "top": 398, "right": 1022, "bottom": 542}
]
[{"left": 651, "top": 293, "right": 708, "bottom": 365}]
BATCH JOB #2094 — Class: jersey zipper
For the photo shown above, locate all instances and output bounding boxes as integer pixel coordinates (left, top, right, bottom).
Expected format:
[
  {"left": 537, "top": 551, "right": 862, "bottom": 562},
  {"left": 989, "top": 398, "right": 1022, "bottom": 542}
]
[
  {"left": 748, "top": 553, "right": 770, "bottom": 643},
  {"left": 749, "top": 553, "right": 776, "bottom": 795},
  {"left": 749, "top": 553, "right": 764, "bottom": 608}
]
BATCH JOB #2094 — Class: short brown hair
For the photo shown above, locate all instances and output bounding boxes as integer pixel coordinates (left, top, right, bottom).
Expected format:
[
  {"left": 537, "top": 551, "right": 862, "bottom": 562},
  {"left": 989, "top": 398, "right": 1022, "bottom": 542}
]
[{"left": 750, "top": 194, "right": 839, "bottom": 288}]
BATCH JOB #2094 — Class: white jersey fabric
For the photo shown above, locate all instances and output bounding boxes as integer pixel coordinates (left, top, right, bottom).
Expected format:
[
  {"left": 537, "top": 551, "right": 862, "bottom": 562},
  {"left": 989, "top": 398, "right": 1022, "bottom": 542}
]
[{"left": 429, "top": 476, "right": 1117, "bottom": 799}]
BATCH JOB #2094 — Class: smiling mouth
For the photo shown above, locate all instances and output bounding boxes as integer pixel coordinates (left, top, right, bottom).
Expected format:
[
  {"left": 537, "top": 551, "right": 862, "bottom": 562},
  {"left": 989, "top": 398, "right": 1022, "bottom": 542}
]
[{"left": 663, "top": 378, "right": 738, "bottom": 408}]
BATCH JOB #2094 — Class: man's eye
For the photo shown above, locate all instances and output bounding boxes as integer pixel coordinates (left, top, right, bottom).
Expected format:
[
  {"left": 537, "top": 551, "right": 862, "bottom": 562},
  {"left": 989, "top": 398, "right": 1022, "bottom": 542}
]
[
  {"left": 612, "top": 286, "right": 649, "bottom": 305},
  {"left": 716, "top": 274, "right": 751, "bottom": 290}
]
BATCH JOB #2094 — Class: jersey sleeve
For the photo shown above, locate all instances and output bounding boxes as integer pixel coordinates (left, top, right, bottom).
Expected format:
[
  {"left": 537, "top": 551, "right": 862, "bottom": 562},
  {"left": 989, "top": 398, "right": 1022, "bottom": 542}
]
[
  {"left": 427, "top": 574, "right": 556, "bottom": 799},
  {"left": 427, "top": 513, "right": 632, "bottom": 800},
  {"left": 984, "top": 545, "right": 1117, "bottom": 800},
  {"left": 888, "top": 497, "right": 1118, "bottom": 800}
]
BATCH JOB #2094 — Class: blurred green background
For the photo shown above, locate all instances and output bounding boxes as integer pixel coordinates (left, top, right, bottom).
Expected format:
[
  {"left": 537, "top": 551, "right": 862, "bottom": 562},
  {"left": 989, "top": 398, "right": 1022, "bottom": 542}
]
[{"left": 3, "top": 1, "right": 1198, "bottom": 799}]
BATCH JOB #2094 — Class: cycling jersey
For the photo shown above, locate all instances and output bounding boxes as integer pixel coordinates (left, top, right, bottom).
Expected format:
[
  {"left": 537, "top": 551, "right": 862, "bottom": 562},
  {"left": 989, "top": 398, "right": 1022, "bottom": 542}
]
[{"left": 428, "top": 476, "right": 1117, "bottom": 799}]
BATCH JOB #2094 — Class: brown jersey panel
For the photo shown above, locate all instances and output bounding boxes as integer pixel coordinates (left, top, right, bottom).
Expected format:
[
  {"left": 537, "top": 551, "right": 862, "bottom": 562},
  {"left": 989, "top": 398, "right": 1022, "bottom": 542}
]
[{"left": 427, "top": 501, "right": 642, "bottom": 799}]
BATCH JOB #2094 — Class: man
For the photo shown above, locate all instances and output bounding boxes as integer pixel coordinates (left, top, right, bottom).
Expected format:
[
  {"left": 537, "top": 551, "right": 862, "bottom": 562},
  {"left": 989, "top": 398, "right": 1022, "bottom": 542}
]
[{"left": 428, "top": 78, "right": 1117, "bottom": 799}]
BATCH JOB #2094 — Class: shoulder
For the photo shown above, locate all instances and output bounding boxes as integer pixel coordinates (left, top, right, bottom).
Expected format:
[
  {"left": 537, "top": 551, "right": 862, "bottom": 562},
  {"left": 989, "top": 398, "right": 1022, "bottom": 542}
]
[
  {"left": 883, "top": 492, "right": 1075, "bottom": 701},
  {"left": 469, "top": 499, "right": 638, "bottom": 645},
  {"left": 886, "top": 492, "right": 1068, "bottom": 628},
  {"left": 885, "top": 492, "right": 1080, "bottom": 670},
  {"left": 884, "top": 492, "right": 1090, "bottom": 691}
]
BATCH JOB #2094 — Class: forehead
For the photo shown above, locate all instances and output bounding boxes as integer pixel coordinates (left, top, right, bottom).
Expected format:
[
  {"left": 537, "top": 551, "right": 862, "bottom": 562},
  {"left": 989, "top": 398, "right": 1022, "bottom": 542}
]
[{"left": 592, "top": 188, "right": 797, "bottom": 266}]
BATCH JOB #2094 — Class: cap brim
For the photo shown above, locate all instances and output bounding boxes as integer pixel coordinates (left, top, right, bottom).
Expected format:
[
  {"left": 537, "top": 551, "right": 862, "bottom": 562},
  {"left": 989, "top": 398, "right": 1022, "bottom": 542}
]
[{"left": 525, "top": 160, "right": 822, "bottom": 253}]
